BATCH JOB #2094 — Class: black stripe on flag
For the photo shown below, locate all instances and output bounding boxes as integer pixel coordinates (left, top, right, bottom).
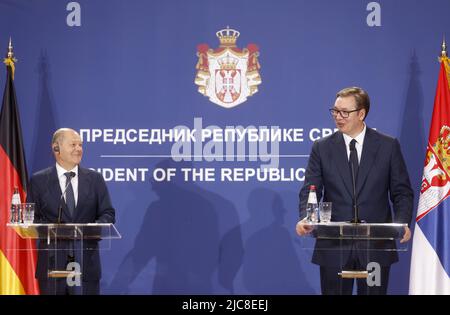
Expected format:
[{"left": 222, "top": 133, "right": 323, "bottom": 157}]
[{"left": 0, "top": 64, "right": 28, "bottom": 191}]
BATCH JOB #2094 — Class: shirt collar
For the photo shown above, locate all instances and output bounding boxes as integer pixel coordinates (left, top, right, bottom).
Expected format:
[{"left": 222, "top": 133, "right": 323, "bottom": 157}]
[
  {"left": 56, "top": 163, "right": 78, "bottom": 179},
  {"left": 342, "top": 123, "right": 366, "bottom": 147}
]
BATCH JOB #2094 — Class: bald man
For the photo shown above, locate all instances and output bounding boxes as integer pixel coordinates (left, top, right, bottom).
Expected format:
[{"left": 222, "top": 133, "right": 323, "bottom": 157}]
[{"left": 27, "top": 128, "right": 115, "bottom": 295}]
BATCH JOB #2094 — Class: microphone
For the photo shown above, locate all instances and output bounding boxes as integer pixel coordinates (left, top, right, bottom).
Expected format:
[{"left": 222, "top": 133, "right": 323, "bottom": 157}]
[
  {"left": 57, "top": 171, "right": 76, "bottom": 224},
  {"left": 349, "top": 144, "right": 361, "bottom": 224}
]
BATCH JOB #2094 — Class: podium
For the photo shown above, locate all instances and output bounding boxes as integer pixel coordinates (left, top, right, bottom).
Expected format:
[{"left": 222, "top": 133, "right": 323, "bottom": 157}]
[
  {"left": 7, "top": 223, "right": 121, "bottom": 294},
  {"left": 308, "top": 222, "right": 407, "bottom": 242},
  {"left": 301, "top": 222, "right": 407, "bottom": 280}
]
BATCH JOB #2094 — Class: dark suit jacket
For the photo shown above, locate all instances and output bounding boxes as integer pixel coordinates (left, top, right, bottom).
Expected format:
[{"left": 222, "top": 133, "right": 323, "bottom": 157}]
[
  {"left": 299, "top": 127, "right": 413, "bottom": 266},
  {"left": 27, "top": 165, "right": 116, "bottom": 280}
]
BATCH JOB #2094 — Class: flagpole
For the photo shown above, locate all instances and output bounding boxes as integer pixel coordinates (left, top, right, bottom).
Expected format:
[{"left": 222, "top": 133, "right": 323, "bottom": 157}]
[
  {"left": 0, "top": 38, "right": 40, "bottom": 295},
  {"left": 441, "top": 37, "right": 447, "bottom": 59}
]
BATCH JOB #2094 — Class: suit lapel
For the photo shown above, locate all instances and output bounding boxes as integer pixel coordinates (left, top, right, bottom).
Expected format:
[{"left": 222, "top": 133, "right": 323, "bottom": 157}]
[
  {"left": 48, "top": 166, "right": 61, "bottom": 194},
  {"left": 48, "top": 166, "right": 72, "bottom": 222},
  {"left": 74, "top": 166, "right": 90, "bottom": 222},
  {"left": 356, "top": 127, "right": 380, "bottom": 196},
  {"left": 331, "top": 132, "right": 353, "bottom": 198}
]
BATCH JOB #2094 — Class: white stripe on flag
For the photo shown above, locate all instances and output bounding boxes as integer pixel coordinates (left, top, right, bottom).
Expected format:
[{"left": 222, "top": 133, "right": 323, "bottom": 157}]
[{"left": 409, "top": 223, "right": 450, "bottom": 294}]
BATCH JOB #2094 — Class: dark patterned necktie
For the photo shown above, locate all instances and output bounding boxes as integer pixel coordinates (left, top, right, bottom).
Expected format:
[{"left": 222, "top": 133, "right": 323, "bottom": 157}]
[
  {"left": 349, "top": 139, "right": 359, "bottom": 179},
  {"left": 64, "top": 172, "right": 75, "bottom": 217}
]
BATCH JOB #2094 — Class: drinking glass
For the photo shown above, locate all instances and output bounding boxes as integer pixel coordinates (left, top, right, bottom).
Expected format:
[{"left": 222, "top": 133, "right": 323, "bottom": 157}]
[
  {"left": 21, "top": 203, "right": 35, "bottom": 224},
  {"left": 319, "top": 202, "right": 332, "bottom": 223}
]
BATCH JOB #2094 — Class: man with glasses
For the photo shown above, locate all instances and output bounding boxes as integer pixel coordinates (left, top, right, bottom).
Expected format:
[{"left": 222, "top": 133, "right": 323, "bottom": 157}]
[{"left": 296, "top": 87, "right": 413, "bottom": 295}]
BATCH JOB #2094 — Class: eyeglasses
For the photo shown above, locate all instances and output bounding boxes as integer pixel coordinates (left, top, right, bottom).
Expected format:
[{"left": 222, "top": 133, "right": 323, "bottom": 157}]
[{"left": 329, "top": 108, "right": 360, "bottom": 118}]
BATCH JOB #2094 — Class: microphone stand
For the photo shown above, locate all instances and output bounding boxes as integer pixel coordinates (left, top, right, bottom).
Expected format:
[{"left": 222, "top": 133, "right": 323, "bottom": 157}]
[
  {"left": 349, "top": 160, "right": 361, "bottom": 224},
  {"left": 51, "top": 172, "right": 76, "bottom": 281}
]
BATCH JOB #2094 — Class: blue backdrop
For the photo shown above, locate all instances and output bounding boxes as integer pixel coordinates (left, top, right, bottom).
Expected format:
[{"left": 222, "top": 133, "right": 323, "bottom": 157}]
[{"left": 1, "top": 0, "right": 447, "bottom": 294}]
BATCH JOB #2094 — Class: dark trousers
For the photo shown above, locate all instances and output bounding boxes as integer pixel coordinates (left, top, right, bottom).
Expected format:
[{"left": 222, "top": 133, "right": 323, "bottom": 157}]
[
  {"left": 39, "top": 278, "right": 99, "bottom": 295},
  {"left": 319, "top": 249, "right": 390, "bottom": 295}
]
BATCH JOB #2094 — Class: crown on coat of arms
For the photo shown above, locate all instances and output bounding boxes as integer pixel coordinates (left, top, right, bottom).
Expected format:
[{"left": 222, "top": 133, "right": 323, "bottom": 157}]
[
  {"left": 217, "top": 55, "right": 238, "bottom": 70},
  {"left": 433, "top": 125, "right": 450, "bottom": 172},
  {"left": 216, "top": 27, "right": 240, "bottom": 47}
]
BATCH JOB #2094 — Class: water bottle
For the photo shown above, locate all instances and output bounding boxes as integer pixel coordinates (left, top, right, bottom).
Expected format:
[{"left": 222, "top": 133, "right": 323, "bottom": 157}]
[
  {"left": 306, "top": 185, "right": 319, "bottom": 223},
  {"left": 10, "top": 187, "right": 21, "bottom": 223}
]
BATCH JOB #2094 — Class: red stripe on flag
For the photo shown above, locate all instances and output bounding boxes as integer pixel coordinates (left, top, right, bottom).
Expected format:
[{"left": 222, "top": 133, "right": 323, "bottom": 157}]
[
  {"left": 427, "top": 61, "right": 450, "bottom": 146},
  {"left": 0, "top": 145, "right": 39, "bottom": 295}
]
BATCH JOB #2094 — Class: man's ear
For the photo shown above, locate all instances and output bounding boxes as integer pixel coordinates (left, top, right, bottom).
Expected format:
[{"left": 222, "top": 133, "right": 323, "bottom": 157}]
[{"left": 359, "top": 109, "right": 366, "bottom": 121}]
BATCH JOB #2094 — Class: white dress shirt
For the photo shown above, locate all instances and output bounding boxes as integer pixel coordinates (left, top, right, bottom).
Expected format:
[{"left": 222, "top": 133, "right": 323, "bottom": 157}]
[
  {"left": 56, "top": 163, "right": 79, "bottom": 206},
  {"left": 342, "top": 124, "right": 366, "bottom": 163}
]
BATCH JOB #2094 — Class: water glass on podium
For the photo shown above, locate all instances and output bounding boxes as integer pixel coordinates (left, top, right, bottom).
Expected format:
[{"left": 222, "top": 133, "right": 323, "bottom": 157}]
[
  {"left": 21, "top": 203, "right": 35, "bottom": 224},
  {"left": 319, "top": 202, "right": 332, "bottom": 223}
]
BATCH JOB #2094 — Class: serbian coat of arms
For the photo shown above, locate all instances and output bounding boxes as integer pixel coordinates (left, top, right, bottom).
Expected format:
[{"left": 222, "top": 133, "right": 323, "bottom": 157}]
[
  {"left": 195, "top": 27, "right": 261, "bottom": 108},
  {"left": 417, "top": 125, "right": 450, "bottom": 220}
]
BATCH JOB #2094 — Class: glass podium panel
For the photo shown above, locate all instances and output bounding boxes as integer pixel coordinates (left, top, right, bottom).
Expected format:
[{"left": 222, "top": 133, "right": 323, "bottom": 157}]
[
  {"left": 299, "top": 222, "right": 409, "bottom": 285},
  {"left": 300, "top": 222, "right": 408, "bottom": 251},
  {"left": 310, "top": 222, "right": 406, "bottom": 239},
  {"left": 5, "top": 223, "right": 121, "bottom": 291},
  {"left": 6, "top": 223, "right": 121, "bottom": 250}
]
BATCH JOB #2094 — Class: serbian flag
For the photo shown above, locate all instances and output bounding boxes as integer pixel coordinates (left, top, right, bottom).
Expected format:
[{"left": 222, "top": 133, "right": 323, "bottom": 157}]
[
  {"left": 409, "top": 56, "right": 450, "bottom": 294},
  {"left": 0, "top": 49, "right": 39, "bottom": 294}
]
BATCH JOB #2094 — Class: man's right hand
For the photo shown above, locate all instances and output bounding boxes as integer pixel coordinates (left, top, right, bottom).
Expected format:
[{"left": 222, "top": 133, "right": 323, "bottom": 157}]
[{"left": 296, "top": 219, "right": 314, "bottom": 236}]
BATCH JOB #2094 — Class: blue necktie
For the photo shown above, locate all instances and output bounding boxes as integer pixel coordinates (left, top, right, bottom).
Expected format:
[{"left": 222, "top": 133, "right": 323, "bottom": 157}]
[{"left": 64, "top": 172, "right": 75, "bottom": 217}]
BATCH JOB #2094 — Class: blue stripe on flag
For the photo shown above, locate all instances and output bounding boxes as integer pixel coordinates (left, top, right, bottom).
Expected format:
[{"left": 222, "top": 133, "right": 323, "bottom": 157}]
[{"left": 417, "top": 199, "right": 450, "bottom": 277}]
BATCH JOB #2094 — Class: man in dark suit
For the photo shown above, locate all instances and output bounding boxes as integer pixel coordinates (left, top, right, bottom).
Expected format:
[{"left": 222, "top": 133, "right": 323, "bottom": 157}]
[
  {"left": 27, "top": 128, "right": 115, "bottom": 295},
  {"left": 296, "top": 87, "right": 413, "bottom": 295}
]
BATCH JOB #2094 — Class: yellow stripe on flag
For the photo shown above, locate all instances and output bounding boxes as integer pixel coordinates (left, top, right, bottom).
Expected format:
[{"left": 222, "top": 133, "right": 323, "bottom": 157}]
[
  {"left": 440, "top": 56, "right": 450, "bottom": 90},
  {"left": 0, "top": 250, "right": 26, "bottom": 295}
]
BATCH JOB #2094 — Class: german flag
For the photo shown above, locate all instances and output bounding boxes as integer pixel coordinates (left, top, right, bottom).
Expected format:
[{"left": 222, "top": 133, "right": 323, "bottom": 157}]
[{"left": 0, "top": 41, "right": 39, "bottom": 295}]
